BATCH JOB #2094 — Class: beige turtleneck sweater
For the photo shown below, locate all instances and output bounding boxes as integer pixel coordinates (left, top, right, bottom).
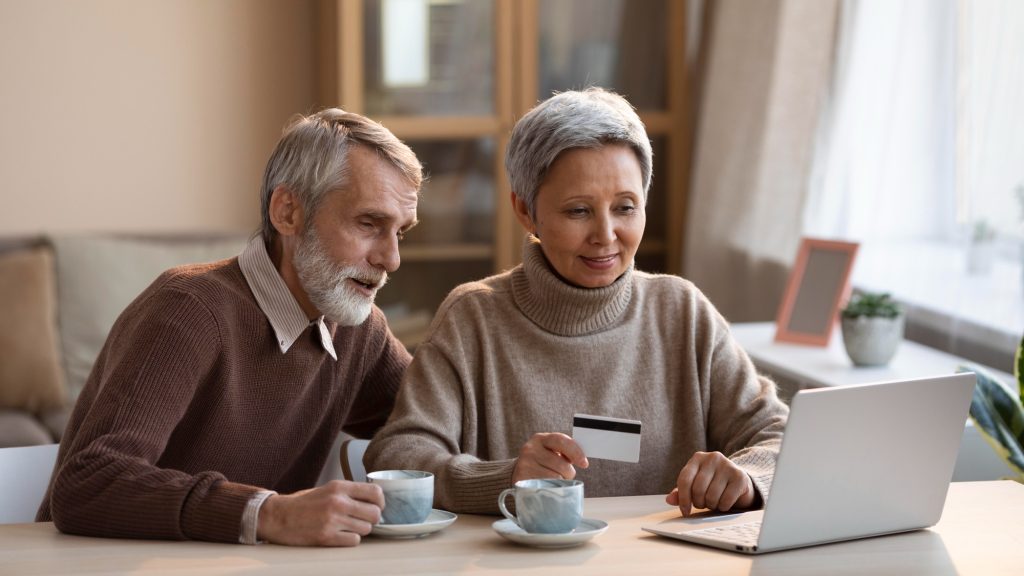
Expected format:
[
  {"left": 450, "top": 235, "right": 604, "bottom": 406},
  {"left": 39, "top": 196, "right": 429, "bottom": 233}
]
[{"left": 365, "top": 238, "right": 789, "bottom": 514}]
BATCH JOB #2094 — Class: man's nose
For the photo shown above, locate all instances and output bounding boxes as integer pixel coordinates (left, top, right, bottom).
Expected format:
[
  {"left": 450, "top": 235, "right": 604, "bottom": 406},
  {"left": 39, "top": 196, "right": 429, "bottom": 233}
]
[{"left": 370, "top": 235, "right": 401, "bottom": 273}]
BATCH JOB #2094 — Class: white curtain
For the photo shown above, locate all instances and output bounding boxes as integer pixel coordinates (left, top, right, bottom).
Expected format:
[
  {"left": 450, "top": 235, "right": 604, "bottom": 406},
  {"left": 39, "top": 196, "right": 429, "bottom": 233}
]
[
  {"left": 959, "top": 0, "right": 1024, "bottom": 244},
  {"left": 802, "top": 0, "right": 1024, "bottom": 368},
  {"left": 804, "top": 0, "right": 957, "bottom": 243},
  {"left": 684, "top": 0, "right": 840, "bottom": 321}
]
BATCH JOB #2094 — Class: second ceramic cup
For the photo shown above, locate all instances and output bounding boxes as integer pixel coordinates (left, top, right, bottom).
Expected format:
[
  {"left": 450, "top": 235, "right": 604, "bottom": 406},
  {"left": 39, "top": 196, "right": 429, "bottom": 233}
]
[{"left": 498, "top": 479, "right": 583, "bottom": 534}]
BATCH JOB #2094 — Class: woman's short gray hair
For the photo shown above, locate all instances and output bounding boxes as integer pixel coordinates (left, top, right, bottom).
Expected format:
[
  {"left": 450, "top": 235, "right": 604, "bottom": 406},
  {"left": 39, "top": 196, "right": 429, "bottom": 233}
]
[
  {"left": 505, "top": 87, "right": 652, "bottom": 217},
  {"left": 259, "top": 108, "right": 422, "bottom": 246}
]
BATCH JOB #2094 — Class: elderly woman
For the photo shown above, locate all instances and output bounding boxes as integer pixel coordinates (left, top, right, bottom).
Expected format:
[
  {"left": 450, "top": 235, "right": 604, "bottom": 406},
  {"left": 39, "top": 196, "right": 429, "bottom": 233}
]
[{"left": 365, "top": 88, "right": 788, "bottom": 517}]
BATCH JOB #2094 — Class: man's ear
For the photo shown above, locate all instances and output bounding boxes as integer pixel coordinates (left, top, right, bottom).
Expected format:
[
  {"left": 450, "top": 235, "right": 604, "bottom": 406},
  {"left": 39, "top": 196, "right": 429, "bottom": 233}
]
[
  {"left": 511, "top": 191, "right": 535, "bottom": 235},
  {"left": 269, "top": 185, "right": 304, "bottom": 238}
]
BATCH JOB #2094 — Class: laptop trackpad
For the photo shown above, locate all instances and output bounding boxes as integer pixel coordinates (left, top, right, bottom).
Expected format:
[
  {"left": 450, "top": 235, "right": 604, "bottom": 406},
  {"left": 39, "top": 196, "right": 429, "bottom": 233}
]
[{"left": 647, "top": 509, "right": 764, "bottom": 535}]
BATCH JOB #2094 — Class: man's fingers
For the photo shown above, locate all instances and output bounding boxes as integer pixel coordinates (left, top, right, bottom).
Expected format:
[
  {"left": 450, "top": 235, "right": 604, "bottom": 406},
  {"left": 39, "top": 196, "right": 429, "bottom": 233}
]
[
  {"left": 321, "top": 530, "right": 362, "bottom": 547},
  {"left": 333, "top": 514, "right": 376, "bottom": 536},
  {"left": 255, "top": 481, "right": 397, "bottom": 547},
  {"left": 339, "top": 481, "right": 386, "bottom": 508},
  {"left": 320, "top": 481, "right": 384, "bottom": 525},
  {"left": 338, "top": 495, "right": 384, "bottom": 526}
]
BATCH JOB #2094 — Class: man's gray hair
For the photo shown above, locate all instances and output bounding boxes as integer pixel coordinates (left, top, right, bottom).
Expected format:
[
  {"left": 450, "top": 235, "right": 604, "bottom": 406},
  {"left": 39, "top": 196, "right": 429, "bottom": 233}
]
[
  {"left": 260, "top": 108, "right": 422, "bottom": 246},
  {"left": 505, "top": 87, "right": 652, "bottom": 218}
]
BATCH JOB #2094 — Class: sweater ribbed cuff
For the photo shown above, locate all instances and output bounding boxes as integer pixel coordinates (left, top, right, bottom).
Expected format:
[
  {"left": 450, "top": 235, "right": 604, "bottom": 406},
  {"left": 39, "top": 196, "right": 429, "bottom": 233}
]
[
  {"left": 182, "top": 480, "right": 263, "bottom": 543},
  {"left": 732, "top": 448, "right": 778, "bottom": 504},
  {"left": 444, "top": 458, "right": 516, "bottom": 514}
]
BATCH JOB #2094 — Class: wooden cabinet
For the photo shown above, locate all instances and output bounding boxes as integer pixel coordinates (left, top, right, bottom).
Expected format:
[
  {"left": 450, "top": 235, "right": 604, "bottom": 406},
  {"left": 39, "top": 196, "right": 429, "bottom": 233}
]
[{"left": 318, "top": 0, "right": 691, "bottom": 346}]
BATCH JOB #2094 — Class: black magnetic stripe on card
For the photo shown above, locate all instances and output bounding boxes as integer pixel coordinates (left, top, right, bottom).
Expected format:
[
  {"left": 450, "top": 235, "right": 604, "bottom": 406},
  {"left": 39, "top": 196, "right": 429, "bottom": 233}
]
[{"left": 573, "top": 417, "right": 642, "bottom": 435}]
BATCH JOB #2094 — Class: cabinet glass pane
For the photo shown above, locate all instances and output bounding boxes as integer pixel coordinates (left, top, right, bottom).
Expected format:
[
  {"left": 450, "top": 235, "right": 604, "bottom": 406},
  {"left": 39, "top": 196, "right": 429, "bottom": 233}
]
[
  {"left": 404, "top": 138, "right": 496, "bottom": 246},
  {"left": 644, "top": 137, "right": 668, "bottom": 244},
  {"left": 635, "top": 252, "right": 665, "bottom": 275},
  {"left": 364, "top": 0, "right": 495, "bottom": 116},
  {"left": 537, "top": 0, "right": 668, "bottom": 110},
  {"left": 379, "top": 259, "right": 492, "bottom": 349},
  {"left": 638, "top": 137, "right": 668, "bottom": 273}
]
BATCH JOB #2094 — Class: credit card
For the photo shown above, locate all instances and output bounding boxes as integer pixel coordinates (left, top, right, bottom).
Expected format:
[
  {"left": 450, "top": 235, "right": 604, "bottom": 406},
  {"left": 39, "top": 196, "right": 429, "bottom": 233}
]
[{"left": 572, "top": 413, "right": 642, "bottom": 463}]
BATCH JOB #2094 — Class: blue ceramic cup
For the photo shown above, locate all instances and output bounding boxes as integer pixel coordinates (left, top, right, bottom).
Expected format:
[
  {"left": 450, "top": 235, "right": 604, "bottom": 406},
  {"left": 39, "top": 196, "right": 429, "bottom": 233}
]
[
  {"left": 367, "top": 470, "right": 434, "bottom": 525},
  {"left": 498, "top": 479, "right": 583, "bottom": 534}
]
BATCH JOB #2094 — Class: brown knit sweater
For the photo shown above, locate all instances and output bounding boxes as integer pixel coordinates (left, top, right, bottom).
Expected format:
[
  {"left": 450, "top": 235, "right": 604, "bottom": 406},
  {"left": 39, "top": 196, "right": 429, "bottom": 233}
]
[
  {"left": 365, "top": 238, "right": 789, "bottom": 514},
  {"left": 36, "top": 257, "right": 409, "bottom": 542}
]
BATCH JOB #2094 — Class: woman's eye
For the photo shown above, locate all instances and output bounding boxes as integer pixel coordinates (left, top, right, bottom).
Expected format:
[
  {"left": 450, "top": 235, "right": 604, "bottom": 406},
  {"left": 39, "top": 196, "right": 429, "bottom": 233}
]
[
  {"left": 567, "top": 207, "right": 589, "bottom": 217},
  {"left": 618, "top": 204, "right": 637, "bottom": 214}
]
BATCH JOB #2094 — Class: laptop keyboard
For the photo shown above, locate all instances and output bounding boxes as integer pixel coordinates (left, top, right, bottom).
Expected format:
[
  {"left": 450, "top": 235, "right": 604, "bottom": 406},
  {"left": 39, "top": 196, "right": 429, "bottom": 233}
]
[{"left": 688, "top": 521, "right": 762, "bottom": 547}]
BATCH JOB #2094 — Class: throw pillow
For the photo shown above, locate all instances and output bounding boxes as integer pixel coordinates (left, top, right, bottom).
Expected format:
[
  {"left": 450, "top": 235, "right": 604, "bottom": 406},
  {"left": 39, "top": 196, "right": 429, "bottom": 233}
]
[
  {"left": 0, "top": 247, "right": 66, "bottom": 414},
  {"left": 52, "top": 235, "right": 248, "bottom": 399}
]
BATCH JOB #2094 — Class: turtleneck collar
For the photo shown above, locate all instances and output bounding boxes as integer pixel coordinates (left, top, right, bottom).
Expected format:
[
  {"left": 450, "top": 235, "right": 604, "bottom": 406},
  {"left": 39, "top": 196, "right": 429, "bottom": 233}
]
[{"left": 510, "top": 236, "right": 634, "bottom": 336}]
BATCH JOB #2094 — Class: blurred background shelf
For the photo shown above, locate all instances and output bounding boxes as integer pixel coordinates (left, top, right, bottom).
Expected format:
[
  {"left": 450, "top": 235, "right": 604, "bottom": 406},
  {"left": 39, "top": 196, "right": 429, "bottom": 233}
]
[{"left": 318, "top": 0, "right": 693, "bottom": 348}]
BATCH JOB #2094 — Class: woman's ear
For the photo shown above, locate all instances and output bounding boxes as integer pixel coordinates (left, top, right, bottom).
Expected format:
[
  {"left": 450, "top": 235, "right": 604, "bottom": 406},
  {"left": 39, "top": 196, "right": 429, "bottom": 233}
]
[
  {"left": 269, "top": 185, "right": 304, "bottom": 238},
  {"left": 511, "top": 191, "right": 536, "bottom": 235}
]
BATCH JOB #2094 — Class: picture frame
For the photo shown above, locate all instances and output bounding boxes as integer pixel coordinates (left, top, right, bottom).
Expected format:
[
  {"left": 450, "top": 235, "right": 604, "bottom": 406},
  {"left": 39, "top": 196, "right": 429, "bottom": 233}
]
[{"left": 774, "top": 237, "right": 859, "bottom": 346}]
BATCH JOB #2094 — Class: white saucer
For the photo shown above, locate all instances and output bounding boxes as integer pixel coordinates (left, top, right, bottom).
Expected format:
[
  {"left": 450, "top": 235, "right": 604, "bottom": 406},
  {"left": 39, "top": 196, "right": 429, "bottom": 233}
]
[
  {"left": 371, "top": 509, "right": 457, "bottom": 539},
  {"left": 491, "top": 518, "right": 608, "bottom": 548}
]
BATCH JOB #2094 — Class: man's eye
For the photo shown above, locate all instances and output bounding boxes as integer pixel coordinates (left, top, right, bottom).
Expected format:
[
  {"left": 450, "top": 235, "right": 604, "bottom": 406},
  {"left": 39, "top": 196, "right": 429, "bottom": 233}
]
[{"left": 396, "top": 230, "right": 406, "bottom": 242}]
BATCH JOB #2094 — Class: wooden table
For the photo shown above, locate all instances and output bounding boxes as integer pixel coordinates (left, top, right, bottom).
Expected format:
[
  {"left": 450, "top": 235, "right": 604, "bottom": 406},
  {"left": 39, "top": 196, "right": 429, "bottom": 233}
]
[{"left": 1, "top": 482, "right": 1021, "bottom": 575}]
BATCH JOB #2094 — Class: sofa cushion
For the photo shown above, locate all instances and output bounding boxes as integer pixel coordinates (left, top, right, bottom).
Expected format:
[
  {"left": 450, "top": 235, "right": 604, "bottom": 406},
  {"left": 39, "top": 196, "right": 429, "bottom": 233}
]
[
  {"left": 52, "top": 235, "right": 248, "bottom": 399},
  {"left": 0, "top": 247, "right": 66, "bottom": 415},
  {"left": 0, "top": 410, "right": 56, "bottom": 448},
  {"left": 39, "top": 405, "right": 73, "bottom": 442}
]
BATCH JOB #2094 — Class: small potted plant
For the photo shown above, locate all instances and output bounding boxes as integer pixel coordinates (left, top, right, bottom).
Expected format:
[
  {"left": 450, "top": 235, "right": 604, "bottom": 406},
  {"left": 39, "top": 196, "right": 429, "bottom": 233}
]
[
  {"left": 967, "top": 219, "right": 996, "bottom": 275},
  {"left": 840, "top": 291, "right": 904, "bottom": 366}
]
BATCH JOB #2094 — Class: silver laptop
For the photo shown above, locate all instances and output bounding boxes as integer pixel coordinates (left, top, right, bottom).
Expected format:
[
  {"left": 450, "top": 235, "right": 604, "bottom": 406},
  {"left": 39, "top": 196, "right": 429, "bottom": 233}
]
[{"left": 643, "top": 373, "right": 976, "bottom": 554}]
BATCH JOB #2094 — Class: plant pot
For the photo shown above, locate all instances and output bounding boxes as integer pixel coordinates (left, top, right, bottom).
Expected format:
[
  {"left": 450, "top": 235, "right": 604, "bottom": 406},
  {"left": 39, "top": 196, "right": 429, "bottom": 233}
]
[
  {"left": 841, "top": 314, "right": 905, "bottom": 367},
  {"left": 966, "top": 238, "right": 994, "bottom": 275}
]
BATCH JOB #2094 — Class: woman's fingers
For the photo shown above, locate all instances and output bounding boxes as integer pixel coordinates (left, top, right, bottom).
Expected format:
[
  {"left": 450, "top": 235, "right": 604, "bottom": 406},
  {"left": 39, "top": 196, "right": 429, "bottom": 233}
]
[{"left": 513, "top": 433, "right": 589, "bottom": 482}]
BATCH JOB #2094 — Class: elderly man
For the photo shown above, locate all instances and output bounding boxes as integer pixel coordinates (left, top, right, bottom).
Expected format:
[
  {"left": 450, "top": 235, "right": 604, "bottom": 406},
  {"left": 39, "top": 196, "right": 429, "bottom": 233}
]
[{"left": 37, "top": 109, "right": 422, "bottom": 547}]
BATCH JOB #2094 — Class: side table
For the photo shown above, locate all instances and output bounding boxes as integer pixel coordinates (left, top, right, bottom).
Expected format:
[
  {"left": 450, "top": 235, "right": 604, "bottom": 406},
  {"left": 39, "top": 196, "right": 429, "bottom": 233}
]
[{"left": 730, "top": 322, "right": 1016, "bottom": 481}]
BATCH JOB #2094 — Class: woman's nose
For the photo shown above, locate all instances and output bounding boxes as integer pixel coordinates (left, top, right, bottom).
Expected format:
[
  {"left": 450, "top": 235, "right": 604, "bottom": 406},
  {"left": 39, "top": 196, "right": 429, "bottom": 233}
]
[{"left": 590, "top": 213, "right": 615, "bottom": 244}]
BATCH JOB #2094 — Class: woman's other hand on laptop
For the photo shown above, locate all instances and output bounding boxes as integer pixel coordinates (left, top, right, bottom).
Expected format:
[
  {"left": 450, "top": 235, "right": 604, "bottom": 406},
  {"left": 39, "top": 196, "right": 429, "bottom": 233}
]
[{"left": 666, "top": 451, "right": 755, "bottom": 517}]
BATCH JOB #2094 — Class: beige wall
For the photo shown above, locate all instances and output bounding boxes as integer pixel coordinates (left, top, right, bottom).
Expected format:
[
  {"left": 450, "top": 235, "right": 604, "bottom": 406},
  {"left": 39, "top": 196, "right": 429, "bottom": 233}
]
[{"left": 0, "top": 0, "right": 317, "bottom": 235}]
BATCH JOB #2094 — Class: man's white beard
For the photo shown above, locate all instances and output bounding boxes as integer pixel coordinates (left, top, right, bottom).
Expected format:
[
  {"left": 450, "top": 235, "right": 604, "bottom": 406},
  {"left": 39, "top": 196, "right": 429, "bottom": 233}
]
[{"left": 294, "top": 228, "right": 387, "bottom": 326}]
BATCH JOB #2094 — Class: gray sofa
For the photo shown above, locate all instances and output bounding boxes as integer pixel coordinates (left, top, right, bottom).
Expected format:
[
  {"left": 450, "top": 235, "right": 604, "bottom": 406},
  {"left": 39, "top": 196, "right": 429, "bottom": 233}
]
[{"left": 0, "top": 234, "right": 247, "bottom": 448}]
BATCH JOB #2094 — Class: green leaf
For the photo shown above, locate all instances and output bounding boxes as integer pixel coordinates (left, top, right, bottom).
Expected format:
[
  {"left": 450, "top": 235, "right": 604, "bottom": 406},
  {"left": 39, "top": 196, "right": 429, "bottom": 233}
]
[
  {"left": 840, "top": 291, "right": 902, "bottom": 319},
  {"left": 1016, "top": 334, "right": 1024, "bottom": 406},
  {"left": 960, "top": 365, "right": 1024, "bottom": 479}
]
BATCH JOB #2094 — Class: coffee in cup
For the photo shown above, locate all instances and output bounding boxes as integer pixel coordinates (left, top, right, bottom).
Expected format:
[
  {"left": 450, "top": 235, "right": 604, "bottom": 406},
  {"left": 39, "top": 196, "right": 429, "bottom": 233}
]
[
  {"left": 367, "top": 470, "right": 434, "bottom": 524},
  {"left": 498, "top": 479, "right": 583, "bottom": 534}
]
